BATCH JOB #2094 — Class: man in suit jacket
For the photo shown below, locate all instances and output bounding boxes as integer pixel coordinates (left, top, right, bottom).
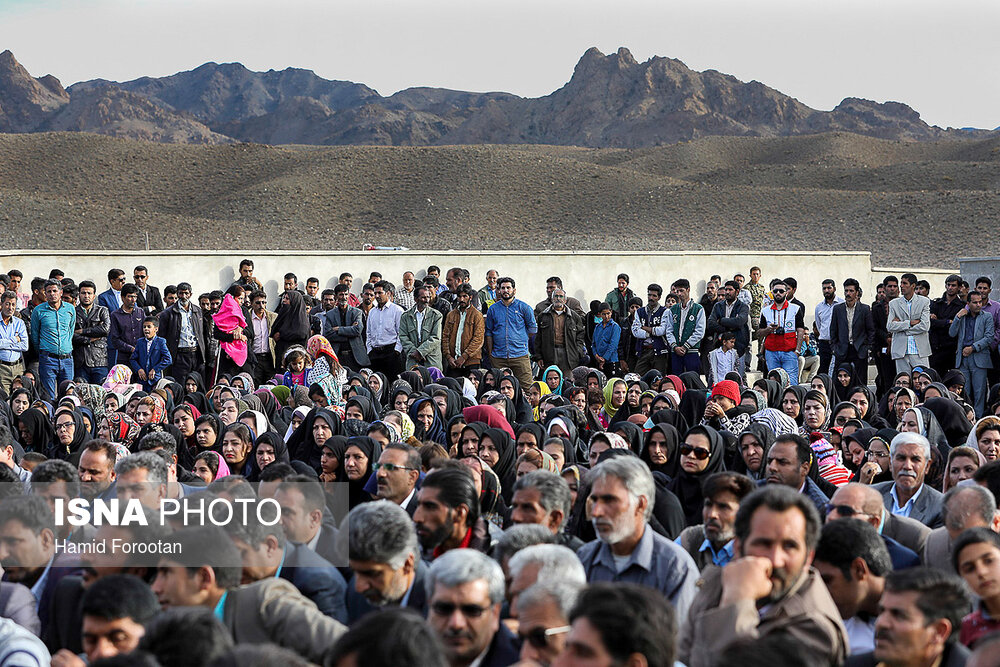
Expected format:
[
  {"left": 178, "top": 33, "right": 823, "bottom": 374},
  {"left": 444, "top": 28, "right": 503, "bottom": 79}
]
[
  {"left": 323, "top": 284, "right": 369, "bottom": 371},
  {"left": 829, "top": 278, "right": 876, "bottom": 385},
  {"left": 707, "top": 280, "right": 751, "bottom": 367},
  {"left": 158, "top": 282, "right": 207, "bottom": 381},
  {"left": 248, "top": 290, "right": 278, "bottom": 387},
  {"left": 872, "top": 433, "right": 944, "bottom": 528},
  {"left": 278, "top": 540, "right": 348, "bottom": 624},
  {"left": 344, "top": 500, "right": 428, "bottom": 623},
  {"left": 887, "top": 272, "right": 932, "bottom": 373},
  {"left": 132, "top": 265, "right": 164, "bottom": 315},
  {"left": 96, "top": 268, "right": 125, "bottom": 314},
  {"left": 399, "top": 285, "right": 443, "bottom": 370},
  {"left": 948, "top": 290, "right": 995, "bottom": 418},
  {"left": 881, "top": 510, "right": 931, "bottom": 557},
  {"left": 921, "top": 485, "right": 1000, "bottom": 572},
  {"left": 129, "top": 318, "right": 172, "bottom": 391}
]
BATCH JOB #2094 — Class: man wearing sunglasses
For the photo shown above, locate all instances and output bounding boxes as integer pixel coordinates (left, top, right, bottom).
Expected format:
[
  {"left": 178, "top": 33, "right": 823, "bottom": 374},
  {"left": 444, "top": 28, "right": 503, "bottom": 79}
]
[
  {"left": 825, "top": 483, "right": 920, "bottom": 571},
  {"left": 757, "top": 280, "right": 806, "bottom": 383},
  {"left": 515, "top": 579, "right": 582, "bottom": 666},
  {"left": 374, "top": 443, "right": 421, "bottom": 516},
  {"left": 426, "top": 549, "right": 519, "bottom": 667}
]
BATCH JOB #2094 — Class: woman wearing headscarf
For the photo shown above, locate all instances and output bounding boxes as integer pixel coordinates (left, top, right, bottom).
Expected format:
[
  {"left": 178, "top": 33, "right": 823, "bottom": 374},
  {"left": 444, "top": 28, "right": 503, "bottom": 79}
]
[
  {"left": 192, "top": 450, "right": 231, "bottom": 485},
  {"left": 497, "top": 375, "right": 533, "bottom": 424},
  {"left": 192, "top": 413, "right": 225, "bottom": 455},
  {"left": 462, "top": 404, "right": 516, "bottom": 440},
  {"left": 514, "top": 449, "right": 560, "bottom": 478},
  {"left": 400, "top": 370, "right": 425, "bottom": 395},
  {"left": 367, "top": 371, "right": 388, "bottom": 408},
  {"left": 49, "top": 409, "right": 88, "bottom": 460},
  {"left": 103, "top": 365, "right": 142, "bottom": 396},
  {"left": 287, "top": 408, "right": 343, "bottom": 473},
  {"left": 271, "top": 290, "right": 311, "bottom": 368},
  {"left": 386, "top": 380, "right": 414, "bottom": 413},
  {"left": 640, "top": 423, "right": 680, "bottom": 479},
  {"left": 734, "top": 423, "right": 775, "bottom": 480},
  {"left": 752, "top": 378, "right": 782, "bottom": 410},
  {"left": 213, "top": 294, "right": 253, "bottom": 379},
  {"left": 515, "top": 423, "right": 547, "bottom": 455},
  {"left": 232, "top": 373, "right": 256, "bottom": 394},
  {"left": 651, "top": 408, "right": 690, "bottom": 437},
  {"left": 832, "top": 363, "right": 860, "bottom": 403},
  {"left": 409, "top": 397, "right": 447, "bottom": 446},
  {"left": 306, "top": 335, "right": 347, "bottom": 408},
  {"left": 899, "top": 406, "right": 951, "bottom": 460},
  {"left": 923, "top": 396, "right": 973, "bottom": 448},
  {"left": 667, "top": 424, "right": 726, "bottom": 526},
  {"left": 766, "top": 368, "right": 791, "bottom": 392},
  {"left": 253, "top": 389, "right": 288, "bottom": 435},
  {"left": 780, "top": 385, "right": 808, "bottom": 427},
  {"left": 16, "top": 408, "right": 53, "bottom": 453},
  {"left": 846, "top": 386, "right": 889, "bottom": 430},
  {"left": 429, "top": 385, "right": 464, "bottom": 422},
  {"left": 542, "top": 365, "right": 565, "bottom": 396},
  {"left": 610, "top": 421, "right": 644, "bottom": 455},
  {"left": 345, "top": 395, "right": 380, "bottom": 424},
  {"left": 809, "top": 373, "right": 835, "bottom": 405},
  {"left": 343, "top": 436, "right": 382, "bottom": 508},
  {"left": 800, "top": 389, "right": 830, "bottom": 436},
  {"left": 479, "top": 427, "right": 517, "bottom": 502}
]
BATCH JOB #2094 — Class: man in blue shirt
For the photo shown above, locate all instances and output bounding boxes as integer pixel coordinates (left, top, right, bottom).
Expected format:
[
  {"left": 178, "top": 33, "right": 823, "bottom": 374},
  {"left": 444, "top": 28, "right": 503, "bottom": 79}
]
[
  {"left": 0, "top": 290, "right": 29, "bottom": 395},
  {"left": 677, "top": 472, "right": 754, "bottom": 571},
  {"left": 29, "top": 280, "right": 75, "bottom": 401},
  {"left": 484, "top": 276, "right": 537, "bottom": 389},
  {"left": 576, "top": 456, "right": 699, "bottom": 629}
]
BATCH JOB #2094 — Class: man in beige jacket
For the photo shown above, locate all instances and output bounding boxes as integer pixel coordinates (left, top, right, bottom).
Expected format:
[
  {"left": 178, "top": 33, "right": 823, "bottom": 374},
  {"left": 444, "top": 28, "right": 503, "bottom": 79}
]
[{"left": 678, "top": 485, "right": 848, "bottom": 667}]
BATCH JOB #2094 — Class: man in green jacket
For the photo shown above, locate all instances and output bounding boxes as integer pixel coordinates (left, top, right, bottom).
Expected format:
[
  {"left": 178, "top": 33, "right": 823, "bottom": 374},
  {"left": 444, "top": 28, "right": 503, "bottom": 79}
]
[{"left": 399, "top": 285, "right": 443, "bottom": 370}]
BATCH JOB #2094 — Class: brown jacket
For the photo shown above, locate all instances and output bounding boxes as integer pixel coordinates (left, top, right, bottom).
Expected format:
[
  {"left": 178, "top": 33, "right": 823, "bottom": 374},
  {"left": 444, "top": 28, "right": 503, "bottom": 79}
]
[
  {"left": 441, "top": 305, "right": 485, "bottom": 367},
  {"left": 222, "top": 577, "right": 346, "bottom": 664},
  {"left": 678, "top": 565, "right": 847, "bottom": 667}
]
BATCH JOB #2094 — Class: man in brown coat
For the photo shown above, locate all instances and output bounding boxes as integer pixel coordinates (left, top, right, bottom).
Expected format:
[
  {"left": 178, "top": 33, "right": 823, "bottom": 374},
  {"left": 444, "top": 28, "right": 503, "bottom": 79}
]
[
  {"left": 678, "top": 485, "right": 848, "bottom": 667},
  {"left": 533, "top": 289, "right": 586, "bottom": 375},
  {"left": 441, "top": 284, "right": 484, "bottom": 377}
]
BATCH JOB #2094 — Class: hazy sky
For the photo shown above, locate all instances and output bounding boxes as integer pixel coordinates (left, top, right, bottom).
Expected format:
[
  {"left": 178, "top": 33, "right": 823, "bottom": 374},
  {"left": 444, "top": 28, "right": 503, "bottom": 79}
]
[{"left": 2, "top": 0, "right": 997, "bottom": 129}]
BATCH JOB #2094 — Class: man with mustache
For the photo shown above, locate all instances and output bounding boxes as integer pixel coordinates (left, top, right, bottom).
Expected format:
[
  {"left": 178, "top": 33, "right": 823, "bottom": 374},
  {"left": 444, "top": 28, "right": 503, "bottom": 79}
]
[
  {"left": 576, "top": 456, "right": 699, "bottom": 627},
  {"left": 846, "top": 568, "right": 970, "bottom": 667},
  {"left": 679, "top": 485, "right": 848, "bottom": 667},
  {"left": 677, "top": 472, "right": 754, "bottom": 571},
  {"left": 872, "top": 432, "right": 945, "bottom": 528}
]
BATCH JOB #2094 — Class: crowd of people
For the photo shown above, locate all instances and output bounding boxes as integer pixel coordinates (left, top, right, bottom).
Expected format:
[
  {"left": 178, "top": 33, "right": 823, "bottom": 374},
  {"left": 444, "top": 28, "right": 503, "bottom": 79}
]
[{"left": 0, "top": 259, "right": 999, "bottom": 666}]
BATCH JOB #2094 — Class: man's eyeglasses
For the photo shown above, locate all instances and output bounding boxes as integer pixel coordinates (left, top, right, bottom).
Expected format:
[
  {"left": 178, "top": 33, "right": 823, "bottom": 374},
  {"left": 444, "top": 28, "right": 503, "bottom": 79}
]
[
  {"left": 372, "top": 463, "right": 416, "bottom": 473},
  {"left": 679, "top": 444, "right": 710, "bottom": 460},
  {"left": 518, "top": 625, "right": 571, "bottom": 649},
  {"left": 430, "top": 602, "right": 490, "bottom": 618},
  {"left": 825, "top": 504, "right": 870, "bottom": 519}
]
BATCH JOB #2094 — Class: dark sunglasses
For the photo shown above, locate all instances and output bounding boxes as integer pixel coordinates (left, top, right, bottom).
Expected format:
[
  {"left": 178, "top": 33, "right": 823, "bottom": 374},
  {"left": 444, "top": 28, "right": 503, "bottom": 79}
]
[
  {"left": 430, "top": 602, "right": 489, "bottom": 618},
  {"left": 826, "top": 503, "right": 868, "bottom": 518},
  {"left": 772, "top": 288, "right": 786, "bottom": 294},
  {"left": 680, "top": 444, "right": 711, "bottom": 460},
  {"left": 518, "top": 625, "right": 571, "bottom": 649}
]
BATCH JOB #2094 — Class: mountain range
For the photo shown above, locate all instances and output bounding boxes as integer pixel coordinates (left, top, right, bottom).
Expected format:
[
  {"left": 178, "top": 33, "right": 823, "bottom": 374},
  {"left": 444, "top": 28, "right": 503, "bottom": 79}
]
[{"left": 0, "top": 47, "right": 992, "bottom": 147}]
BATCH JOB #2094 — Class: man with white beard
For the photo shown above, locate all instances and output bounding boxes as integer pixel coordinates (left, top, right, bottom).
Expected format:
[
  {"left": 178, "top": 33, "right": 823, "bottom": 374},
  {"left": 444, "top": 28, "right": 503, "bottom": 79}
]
[{"left": 574, "top": 456, "right": 699, "bottom": 628}]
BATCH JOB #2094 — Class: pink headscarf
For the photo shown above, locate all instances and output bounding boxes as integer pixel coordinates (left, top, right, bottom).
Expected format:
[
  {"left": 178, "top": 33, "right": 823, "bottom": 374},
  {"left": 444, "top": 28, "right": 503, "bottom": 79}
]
[
  {"left": 462, "top": 405, "right": 516, "bottom": 439},
  {"left": 213, "top": 294, "right": 248, "bottom": 367}
]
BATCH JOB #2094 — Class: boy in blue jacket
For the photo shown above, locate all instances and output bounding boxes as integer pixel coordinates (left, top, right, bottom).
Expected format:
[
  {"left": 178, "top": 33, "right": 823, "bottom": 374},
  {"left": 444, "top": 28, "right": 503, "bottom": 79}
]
[
  {"left": 592, "top": 301, "right": 621, "bottom": 377},
  {"left": 131, "top": 316, "right": 172, "bottom": 391}
]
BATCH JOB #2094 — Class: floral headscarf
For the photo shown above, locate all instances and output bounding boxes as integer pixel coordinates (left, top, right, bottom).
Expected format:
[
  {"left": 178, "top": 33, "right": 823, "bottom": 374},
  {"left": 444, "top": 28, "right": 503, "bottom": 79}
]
[
  {"left": 104, "top": 413, "right": 141, "bottom": 448},
  {"left": 103, "top": 365, "right": 141, "bottom": 394},
  {"left": 307, "top": 335, "right": 339, "bottom": 365}
]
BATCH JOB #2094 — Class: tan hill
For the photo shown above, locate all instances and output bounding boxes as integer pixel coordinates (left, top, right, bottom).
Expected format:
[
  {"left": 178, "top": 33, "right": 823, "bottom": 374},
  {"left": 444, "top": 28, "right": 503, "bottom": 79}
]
[
  {"left": 0, "top": 47, "right": 990, "bottom": 147},
  {"left": 0, "top": 49, "right": 69, "bottom": 132},
  {"left": 0, "top": 131, "right": 997, "bottom": 267},
  {"left": 41, "top": 86, "right": 230, "bottom": 144}
]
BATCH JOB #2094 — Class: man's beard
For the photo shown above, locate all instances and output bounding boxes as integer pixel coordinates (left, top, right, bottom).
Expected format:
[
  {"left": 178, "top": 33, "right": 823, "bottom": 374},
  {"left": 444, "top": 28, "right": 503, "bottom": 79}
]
[
  {"left": 178, "top": 298, "right": 189, "bottom": 307},
  {"left": 417, "top": 510, "right": 454, "bottom": 550},
  {"left": 592, "top": 510, "right": 637, "bottom": 546}
]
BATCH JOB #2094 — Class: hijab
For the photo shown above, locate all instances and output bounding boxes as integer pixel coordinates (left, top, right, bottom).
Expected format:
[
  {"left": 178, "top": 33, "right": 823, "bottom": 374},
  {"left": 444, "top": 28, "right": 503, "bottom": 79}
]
[
  {"left": 462, "top": 405, "right": 516, "bottom": 439},
  {"left": 542, "top": 365, "right": 565, "bottom": 395},
  {"left": 640, "top": 423, "right": 680, "bottom": 478},
  {"left": 923, "top": 397, "right": 972, "bottom": 448},
  {"left": 287, "top": 408, "right": 343, "bottom": 473},
  {"left": 663, "top": 375, "right": 685, "bottom": 397},
  {"left": 782, "top": 385, "right": 808, "bottom": 426},
  {"left": 734, "top": 422, "right": 775, "bottom": 480},
  {"left": 767, "top": 368, "right": 791, "bottom": 392},
  {"left": 49, "top": 410, "right": 88, "bottom": 460},
  {"left": 345, "top": 436, "right": 381, "bottom": 508},
  {"left": 481, "top": 427, "right": 517, "bottom": 502},
  {"left": 833, "top": 363, "right": 860, "bottom": 403},
  {"left": 667, "top": 424, "right": 726, "bottom": 526},
  {"left": 515, "top": 423, "right": 546, "bottom": 451},
  {"left": 498, "top": 375, "right": 533, "bottom": 424},
  {"left": 754, "top": 379, "right": 782, "bottom": 409},
  {"left": 346, "top": 395, "right": 380, "bottom": 424},
  {"left": 650, "top": 409, "right": 690, "bottom": 438},
  {"left": 408, "top": 397, "right": 447, "bottom": 446},
  {"left": 679, "top": 372, "right": 707, "bottom": 392},
  {"left": 611, "top": 421, "right": 644, "bottom": 455},
  {"left": 17, "top": 408, "right": 53, "bottom": 452},
  {"left": 678, "top": 390, "right": 707, "bottom": 433},
  {"left": 273, "top": 290, "right": 311, "bottom": 342}
]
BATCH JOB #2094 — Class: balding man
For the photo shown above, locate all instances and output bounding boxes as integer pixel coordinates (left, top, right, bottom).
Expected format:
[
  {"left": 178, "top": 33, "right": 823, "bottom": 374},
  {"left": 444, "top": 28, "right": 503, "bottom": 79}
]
[
  {"left": 922, "top": 484, "right": 1000, "bottom": 572},
  {"left": 826, "top": 483, "right": 920, "bottom": 570}
]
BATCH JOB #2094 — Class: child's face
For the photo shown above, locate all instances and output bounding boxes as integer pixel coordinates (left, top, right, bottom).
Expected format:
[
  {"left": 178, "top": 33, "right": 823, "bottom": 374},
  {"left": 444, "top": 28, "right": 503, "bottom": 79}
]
[
  {"left": 600, "top": 309, "right": 612, "bottom": 323},
  {"left": 143, "top": 322, "right": 157, "bottom": 339},
  {"left": 722, "top": 338, "right": 735, "bottom": 350},
  {"left": 290, "top": 357, "right": 305, "bottom": 373}
]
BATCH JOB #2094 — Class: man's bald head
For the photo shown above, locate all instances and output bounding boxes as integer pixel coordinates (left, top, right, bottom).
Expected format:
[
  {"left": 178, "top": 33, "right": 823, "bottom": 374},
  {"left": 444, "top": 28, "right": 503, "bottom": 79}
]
[
  {"left": 942, "top": 485, "right": 999, "bottom": 539},
  {"left": 827, "top": 483, "right": 883, "bottom": 529}
]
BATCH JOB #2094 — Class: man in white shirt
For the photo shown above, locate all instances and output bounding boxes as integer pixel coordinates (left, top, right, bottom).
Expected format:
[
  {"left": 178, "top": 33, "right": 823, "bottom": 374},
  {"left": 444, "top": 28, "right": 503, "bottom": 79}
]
[
  {"left": 249, "top": 290, "right": 277, "bottom": 386},
  {"left": 814, "top": 279, "right": 844, "bottom": 373},
  {"left": 366, "top": 280, "right": 404, "bottom": 382}
]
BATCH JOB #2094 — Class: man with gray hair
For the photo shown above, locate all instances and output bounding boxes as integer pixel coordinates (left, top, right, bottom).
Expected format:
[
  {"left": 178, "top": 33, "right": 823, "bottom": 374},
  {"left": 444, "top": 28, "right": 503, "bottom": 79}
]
[
  {"left": 516, "top": 579, "right": 583, "bottom": 666},
  {"left": 507, "top": 543, "right": 585, "bottom": 619},
  {"left": 114, "top": 451, "right": 167, "bottom": 510},
  {"left": 872, "top": 432, "right": 944, "bottom": 528},
  {"left": 922, "top": 484, "right": 1000, "bottom": 571},
  {"left": 426, "top": 549, "right": 519, "bottom": 667},
  {"left": 343, "top": 499, "right": 428, "bottom": 623},
  {"left": 575, "top": 455, "right": 699, "bottom": 626},
  {"left": 533, "top": 286, "right": 586, "bottom": 374},
  {"left": 510, "top": 471, "right": 583, "bottom": 551}
]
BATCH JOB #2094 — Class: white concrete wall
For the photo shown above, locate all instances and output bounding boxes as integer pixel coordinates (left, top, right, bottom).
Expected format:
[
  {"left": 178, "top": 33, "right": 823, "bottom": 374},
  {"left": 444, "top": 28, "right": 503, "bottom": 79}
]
[{"left": 0, "top": 250, "right": 956, "bottom": 325}]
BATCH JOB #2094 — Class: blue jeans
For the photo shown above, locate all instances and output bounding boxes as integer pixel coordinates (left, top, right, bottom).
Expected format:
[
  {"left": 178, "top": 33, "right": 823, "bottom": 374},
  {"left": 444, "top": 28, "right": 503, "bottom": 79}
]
[
  {"left": 960, "top": 358, "right": 988, "bottom": 418},
  {"left": 765, "top": 349, "right": 799, "bottom": 382},
  {"left": 38, "top": 352, "right": 74, "bottom": 401},
  {"left": 77, "top": 366, "right": 108, "bottom": 384},
  {"left": 671, "top": 349, "right": 702, "bottom": 375}
]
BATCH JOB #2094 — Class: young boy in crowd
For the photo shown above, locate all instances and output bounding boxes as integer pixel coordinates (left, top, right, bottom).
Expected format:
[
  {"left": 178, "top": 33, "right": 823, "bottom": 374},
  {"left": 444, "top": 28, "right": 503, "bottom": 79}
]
[{"left": 130, "top": 316, "right": 172, "bottom": 391}]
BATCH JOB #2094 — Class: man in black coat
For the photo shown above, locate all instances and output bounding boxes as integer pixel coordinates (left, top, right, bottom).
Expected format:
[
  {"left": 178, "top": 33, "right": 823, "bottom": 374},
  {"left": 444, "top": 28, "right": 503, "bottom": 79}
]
[
  {"left": 707, "top": 280, "right": 751, "bottom": 376},
  {"left": 132, "top": 265, "right": 164, "bottom": 316},
  {"left": 157, "top": 281, "right": 206, "bottom": 381},
  {"left": 830, "top": 278, "right": 876, "bottom": 386}
]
